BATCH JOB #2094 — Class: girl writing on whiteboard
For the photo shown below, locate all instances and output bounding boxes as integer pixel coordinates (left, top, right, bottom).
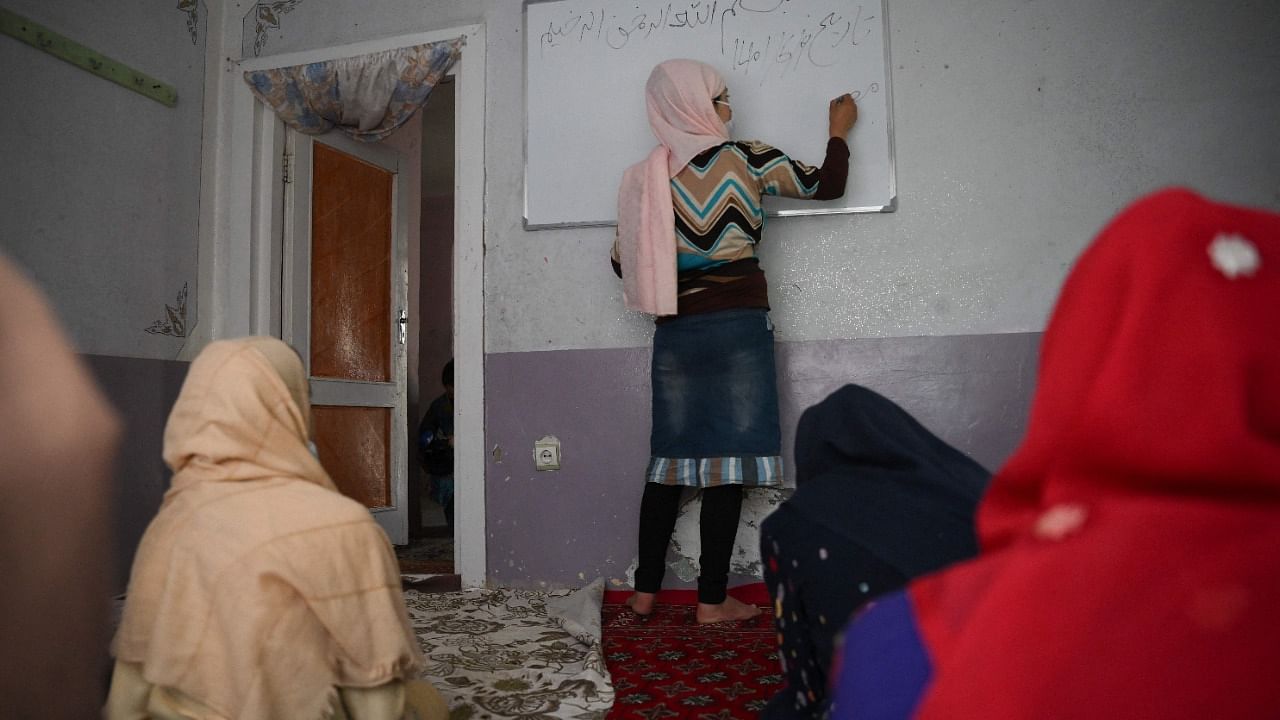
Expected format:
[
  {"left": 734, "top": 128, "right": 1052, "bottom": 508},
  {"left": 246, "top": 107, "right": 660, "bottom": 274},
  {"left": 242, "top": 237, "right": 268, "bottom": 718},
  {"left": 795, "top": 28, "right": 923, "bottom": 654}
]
[{"left": 611, "top": 58, "right": 857, "bottom": 623}]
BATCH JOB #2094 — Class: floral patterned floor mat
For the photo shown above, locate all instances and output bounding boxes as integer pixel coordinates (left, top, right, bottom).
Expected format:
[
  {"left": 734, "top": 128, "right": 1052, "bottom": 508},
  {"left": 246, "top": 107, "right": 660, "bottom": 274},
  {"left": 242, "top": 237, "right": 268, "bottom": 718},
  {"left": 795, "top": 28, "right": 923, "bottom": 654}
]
[{"left": 404, "top": 584, "right": 614, "bottom": 719}]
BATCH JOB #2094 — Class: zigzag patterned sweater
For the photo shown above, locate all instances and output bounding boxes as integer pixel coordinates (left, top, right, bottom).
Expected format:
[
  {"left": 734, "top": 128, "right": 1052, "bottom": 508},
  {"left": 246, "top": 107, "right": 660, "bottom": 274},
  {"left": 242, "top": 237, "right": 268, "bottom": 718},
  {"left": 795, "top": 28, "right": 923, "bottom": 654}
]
[{"left": 613, "top": 137, "right": 849, "bottom": 320}]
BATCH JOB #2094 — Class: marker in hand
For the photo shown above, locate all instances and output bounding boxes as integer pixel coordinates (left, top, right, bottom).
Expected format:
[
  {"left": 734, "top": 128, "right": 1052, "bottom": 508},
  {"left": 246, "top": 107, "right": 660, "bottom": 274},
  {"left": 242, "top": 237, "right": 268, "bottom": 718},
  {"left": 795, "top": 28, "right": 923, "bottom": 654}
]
[{"left": 829, "top": 93, "right": 857, "bottom": 139}]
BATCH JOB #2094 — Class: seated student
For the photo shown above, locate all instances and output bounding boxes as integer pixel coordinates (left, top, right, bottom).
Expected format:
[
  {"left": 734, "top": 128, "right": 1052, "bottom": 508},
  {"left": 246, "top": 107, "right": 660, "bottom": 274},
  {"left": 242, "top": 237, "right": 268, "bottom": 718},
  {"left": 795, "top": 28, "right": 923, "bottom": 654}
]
[
  {"left": 760, "top": 385, "right": 990, "bottom": 719},
  {"left": 417, "top": 359, "right": 455, "bottom": 531},
  {"left": 106, "top": 337, "right": 447, "bottom": 720},
  {"left": 830, "top": 188, "right": 1280, "bottom": 719},
  {"left": 0, "top": 255, "right": 121, "bottom": 719}
]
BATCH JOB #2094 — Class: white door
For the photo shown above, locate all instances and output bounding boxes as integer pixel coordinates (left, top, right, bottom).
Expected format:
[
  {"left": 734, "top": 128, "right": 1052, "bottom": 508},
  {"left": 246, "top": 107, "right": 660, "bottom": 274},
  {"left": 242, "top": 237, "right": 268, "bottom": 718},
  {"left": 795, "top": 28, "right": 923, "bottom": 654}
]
[{"left": 282, "top": 128, "right": 410, "bottom": 545}]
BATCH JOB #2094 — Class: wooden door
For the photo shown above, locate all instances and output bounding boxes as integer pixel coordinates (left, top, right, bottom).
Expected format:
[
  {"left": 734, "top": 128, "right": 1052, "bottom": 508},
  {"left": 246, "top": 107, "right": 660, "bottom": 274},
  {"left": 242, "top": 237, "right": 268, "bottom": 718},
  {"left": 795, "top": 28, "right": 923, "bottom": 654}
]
[{"left": 283, "top": 129, "right": 409, "bottom": 544}]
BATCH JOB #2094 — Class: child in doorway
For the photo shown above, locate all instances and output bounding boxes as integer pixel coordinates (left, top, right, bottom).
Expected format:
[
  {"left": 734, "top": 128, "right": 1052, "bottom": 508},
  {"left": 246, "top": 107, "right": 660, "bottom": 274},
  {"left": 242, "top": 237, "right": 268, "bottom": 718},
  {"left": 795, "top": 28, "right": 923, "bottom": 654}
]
[{"left": 418, "top": 359, "right": 454, "bottom": 531}]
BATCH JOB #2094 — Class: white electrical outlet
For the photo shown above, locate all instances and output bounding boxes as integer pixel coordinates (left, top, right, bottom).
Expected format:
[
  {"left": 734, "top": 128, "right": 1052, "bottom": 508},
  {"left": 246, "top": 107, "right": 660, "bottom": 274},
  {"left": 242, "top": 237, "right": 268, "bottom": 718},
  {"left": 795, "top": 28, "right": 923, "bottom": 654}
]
[{"left": 534, "top": 435, "right": 561, "bottom": 471}]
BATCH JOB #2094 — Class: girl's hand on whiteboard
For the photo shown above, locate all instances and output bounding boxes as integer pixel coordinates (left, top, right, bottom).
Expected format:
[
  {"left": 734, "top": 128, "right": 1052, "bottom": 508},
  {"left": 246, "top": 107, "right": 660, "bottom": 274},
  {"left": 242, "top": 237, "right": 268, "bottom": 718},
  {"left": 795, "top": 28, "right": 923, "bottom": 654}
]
[{"left": 829, "top": 94, "right": 857, "bottom": 139}]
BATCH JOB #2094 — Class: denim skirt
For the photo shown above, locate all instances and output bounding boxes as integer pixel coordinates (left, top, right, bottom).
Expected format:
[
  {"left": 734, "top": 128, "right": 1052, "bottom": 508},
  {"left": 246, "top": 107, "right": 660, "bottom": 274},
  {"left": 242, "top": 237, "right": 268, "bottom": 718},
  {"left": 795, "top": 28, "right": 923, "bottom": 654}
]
[{"left": 646, "top": 308, "right": 783, "bottom": 488}]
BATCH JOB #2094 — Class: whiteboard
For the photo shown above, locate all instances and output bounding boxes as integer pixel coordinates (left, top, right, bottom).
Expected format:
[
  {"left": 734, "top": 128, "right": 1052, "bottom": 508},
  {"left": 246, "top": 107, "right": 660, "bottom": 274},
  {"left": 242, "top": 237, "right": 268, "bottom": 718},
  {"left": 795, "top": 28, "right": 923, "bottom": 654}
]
[{"left": 524, "top": 0, "right": 895, "bottom": 228}]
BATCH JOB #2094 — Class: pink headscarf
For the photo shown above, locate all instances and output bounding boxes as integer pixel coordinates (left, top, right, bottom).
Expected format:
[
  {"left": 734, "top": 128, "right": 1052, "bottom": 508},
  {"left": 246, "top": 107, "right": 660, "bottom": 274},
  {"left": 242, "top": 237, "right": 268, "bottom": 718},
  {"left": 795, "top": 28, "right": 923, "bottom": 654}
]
[{"left": 617, "top": 59, "right": 729, "bottom": 316}]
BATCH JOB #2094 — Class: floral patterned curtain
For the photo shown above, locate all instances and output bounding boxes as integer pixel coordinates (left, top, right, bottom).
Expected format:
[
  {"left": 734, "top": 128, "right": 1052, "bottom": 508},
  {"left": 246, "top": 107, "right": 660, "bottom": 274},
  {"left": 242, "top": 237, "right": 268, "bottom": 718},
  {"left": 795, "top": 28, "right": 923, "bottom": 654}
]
[{"left": 243, "top": 37, "right": 462, "bottom": 142}]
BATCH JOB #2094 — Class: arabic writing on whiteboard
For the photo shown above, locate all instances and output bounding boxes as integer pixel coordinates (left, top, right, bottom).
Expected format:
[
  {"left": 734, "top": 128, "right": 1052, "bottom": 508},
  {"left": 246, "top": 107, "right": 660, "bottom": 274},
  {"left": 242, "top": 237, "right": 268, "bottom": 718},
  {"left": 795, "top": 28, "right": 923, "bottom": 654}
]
[{"left": 537, "top": 0, "right": 878, "bottom": 86}]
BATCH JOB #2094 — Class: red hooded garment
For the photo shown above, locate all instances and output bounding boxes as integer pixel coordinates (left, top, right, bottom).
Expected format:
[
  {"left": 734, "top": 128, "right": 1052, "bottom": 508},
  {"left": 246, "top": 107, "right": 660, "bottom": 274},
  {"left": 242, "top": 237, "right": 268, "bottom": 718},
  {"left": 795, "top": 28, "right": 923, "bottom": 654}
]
[{"left": 835, "top": 188, "right": 1280, "bottom": 719}]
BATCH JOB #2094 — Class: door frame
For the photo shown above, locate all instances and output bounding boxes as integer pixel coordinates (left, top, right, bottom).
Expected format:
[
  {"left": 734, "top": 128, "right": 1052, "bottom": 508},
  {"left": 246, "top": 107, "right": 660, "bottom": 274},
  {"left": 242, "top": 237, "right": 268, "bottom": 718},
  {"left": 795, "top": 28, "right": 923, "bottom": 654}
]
[{"left": 206, "top": 25, "right": 487, "bottom": 587}]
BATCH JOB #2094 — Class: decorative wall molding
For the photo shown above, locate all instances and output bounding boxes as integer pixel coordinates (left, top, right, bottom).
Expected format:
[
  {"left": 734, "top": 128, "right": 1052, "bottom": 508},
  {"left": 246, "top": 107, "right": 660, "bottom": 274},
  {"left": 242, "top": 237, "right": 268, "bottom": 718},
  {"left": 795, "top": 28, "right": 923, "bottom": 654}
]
[
  {"left": 243, "top": 0, "right": 305, "bottom": 57},
  {"left": 177, "top": 0, "right": 201, "bottom": 44},
  {"left": 145, "top": 283, "right": 188, "bottom": 337}
]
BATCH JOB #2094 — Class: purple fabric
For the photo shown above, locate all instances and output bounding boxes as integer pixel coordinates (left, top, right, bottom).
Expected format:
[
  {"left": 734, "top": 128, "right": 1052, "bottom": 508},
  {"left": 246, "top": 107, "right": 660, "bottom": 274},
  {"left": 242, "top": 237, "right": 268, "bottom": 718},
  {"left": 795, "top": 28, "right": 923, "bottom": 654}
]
[{"left": 831, "top": 591, "right": 931, "bottom": 720}]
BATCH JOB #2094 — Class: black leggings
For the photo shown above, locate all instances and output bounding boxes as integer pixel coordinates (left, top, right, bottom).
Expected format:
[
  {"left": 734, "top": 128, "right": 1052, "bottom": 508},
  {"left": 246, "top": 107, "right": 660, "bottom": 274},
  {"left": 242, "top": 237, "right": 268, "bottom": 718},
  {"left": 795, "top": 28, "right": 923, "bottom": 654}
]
[{"left": 634, "top": 482, "right": 744, "bottom": 604}]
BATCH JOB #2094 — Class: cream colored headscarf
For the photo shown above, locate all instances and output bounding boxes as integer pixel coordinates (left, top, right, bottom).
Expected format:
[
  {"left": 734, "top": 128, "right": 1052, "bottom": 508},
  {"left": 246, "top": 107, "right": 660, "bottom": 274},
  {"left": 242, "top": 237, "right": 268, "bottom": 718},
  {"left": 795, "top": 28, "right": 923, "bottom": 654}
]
[{"left": 113, "top": 337, "right": 422, "bottom": 720}]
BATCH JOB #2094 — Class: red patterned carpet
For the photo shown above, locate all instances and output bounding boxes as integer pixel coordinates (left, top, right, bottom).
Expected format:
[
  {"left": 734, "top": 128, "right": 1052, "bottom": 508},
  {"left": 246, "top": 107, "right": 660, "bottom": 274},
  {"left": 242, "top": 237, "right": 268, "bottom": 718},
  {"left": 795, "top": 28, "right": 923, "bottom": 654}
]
[{"left": 602, "top": 594, "right": 781, "bottom": 719}]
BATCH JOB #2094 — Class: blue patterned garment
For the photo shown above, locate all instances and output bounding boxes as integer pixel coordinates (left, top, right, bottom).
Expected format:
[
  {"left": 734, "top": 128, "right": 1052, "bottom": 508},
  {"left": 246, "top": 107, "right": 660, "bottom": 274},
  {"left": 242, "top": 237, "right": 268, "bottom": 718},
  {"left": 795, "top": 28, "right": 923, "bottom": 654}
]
[
  {"left": 644, "top": 455, "right": 782, "bottom": 488},
  {"left": 647, "top": 308, "right": 782, "bottom": 488}
]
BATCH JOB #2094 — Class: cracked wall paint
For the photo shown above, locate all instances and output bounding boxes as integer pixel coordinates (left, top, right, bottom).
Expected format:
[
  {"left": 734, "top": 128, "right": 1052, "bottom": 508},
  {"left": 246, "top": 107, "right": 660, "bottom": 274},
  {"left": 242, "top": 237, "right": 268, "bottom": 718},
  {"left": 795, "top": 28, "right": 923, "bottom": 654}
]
[{"left": 620, "top": 488, "right": 788, "bottom": 588}]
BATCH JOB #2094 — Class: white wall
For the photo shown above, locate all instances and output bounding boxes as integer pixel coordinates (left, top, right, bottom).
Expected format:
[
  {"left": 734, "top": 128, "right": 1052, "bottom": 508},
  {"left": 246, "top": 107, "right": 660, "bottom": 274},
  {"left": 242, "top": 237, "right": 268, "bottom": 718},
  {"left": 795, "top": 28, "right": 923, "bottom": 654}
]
[
  {"left": 0, "top": 1, "right": 207, "bottom": 359},
  {"left": 241, "top": 0, "right": 1280, "bottom": 355}
]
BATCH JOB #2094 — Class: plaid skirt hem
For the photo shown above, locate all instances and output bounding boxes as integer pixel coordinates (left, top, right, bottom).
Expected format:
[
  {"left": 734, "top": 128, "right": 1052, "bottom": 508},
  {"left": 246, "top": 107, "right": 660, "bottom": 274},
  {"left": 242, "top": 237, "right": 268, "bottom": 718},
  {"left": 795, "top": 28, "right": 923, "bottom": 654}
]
[{"left": 645, "top": 455, "right": 783, "bottom": 488}]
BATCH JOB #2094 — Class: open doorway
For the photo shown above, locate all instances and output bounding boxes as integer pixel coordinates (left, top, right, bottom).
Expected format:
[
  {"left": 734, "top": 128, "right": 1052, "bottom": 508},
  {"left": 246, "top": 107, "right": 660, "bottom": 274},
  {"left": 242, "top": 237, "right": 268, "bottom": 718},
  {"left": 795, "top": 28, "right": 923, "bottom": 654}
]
[
  {"left": 401, "top": 78, "right": 456, "bottom": 575},
  {"left": 233, "top": 25, "right": 486, "bottom": 585}
]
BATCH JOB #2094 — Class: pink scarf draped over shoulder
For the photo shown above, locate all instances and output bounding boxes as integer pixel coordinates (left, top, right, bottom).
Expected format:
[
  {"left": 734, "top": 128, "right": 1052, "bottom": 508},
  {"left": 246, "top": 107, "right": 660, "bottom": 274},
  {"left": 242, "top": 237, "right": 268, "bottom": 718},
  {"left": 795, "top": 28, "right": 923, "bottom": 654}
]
[{"left": 617, "top": 59, "right": 729, "bottom": 316}]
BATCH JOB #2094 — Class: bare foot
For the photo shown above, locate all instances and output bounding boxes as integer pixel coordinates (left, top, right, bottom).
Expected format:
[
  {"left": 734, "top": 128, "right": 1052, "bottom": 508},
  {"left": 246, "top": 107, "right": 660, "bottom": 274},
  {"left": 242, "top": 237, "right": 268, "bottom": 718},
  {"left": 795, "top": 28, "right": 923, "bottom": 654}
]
[
  {"left": 696, "top": 595, "right": 762, "bottom": 624},
  {"left": 627, "top": 591, "right": 656, "bottom": 616}
]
